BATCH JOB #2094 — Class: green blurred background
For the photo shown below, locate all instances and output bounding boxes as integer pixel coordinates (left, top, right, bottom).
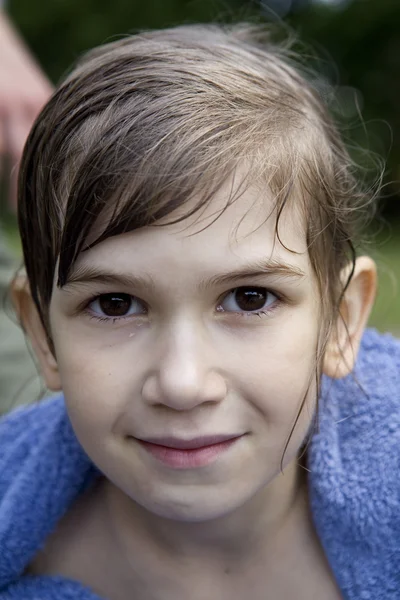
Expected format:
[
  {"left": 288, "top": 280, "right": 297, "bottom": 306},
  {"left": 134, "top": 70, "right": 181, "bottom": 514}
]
[{"left": 6, "top": 0, "right": 400, "bottom": 332}]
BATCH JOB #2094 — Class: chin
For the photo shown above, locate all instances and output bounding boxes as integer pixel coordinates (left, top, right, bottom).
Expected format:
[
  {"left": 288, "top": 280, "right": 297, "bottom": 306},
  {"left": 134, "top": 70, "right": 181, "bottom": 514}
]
[{"left": 131, "top": 484, "right": 252, "bottom": 523}]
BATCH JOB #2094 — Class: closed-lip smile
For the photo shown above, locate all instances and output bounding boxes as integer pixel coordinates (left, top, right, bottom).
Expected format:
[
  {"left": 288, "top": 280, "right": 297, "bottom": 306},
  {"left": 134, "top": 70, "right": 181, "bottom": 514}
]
[
  {"left": 137, "top": 434, "right": 242, "bottom": 450},
  {"left": 134, "top": 434, "right": 243, "bottom": 469}
]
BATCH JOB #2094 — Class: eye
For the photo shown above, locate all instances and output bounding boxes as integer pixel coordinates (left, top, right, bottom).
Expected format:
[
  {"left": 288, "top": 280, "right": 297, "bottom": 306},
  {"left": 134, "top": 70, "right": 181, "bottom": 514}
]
[
  {"left": 218, "top": 287, "right": 277, "bottom": 314},
  {"left": 88, "top": 293, "right": 146, "bottom": 318}
]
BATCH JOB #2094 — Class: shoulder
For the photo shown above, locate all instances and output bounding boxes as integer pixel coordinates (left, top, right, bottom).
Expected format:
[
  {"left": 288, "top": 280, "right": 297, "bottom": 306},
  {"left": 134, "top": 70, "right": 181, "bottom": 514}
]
[
  {"left": 0, "top": 396, "right": 67, "bottom": 493},
  {"left": 318, "top": 328, "right": 400, "bottom": 431},
  {"left": 309, "top": 329, "right": 400, "bottom": 597},
  {"left": 0, "top": 395, "right": 96, "bottom": 590},
  {"left": 0, "top": 394, "right": 66, "bottom": 452},
  {"left": 351, "top": 328, "right": 400, "bottom": 397},
  {"left": 0, "top": 394, "right": 94, "bottom": 505},
  {"left": 311, "top": 328, "right": 400, "bottom": 475},
  {"left": 0, "top": 394, "right": 66, "bottom": 442}
]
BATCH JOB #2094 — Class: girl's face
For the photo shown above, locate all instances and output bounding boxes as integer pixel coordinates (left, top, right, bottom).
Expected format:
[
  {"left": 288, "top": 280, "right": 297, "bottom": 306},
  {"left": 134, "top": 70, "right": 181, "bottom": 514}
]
[{"left": 32, "top": 180, "right": 334, "bottom": 521}]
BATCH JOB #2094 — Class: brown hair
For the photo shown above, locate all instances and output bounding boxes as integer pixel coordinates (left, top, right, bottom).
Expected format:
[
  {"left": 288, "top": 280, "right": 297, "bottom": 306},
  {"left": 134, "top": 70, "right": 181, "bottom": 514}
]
[{"left": 17, "top": 23, "right": 378, "bottom": 367}]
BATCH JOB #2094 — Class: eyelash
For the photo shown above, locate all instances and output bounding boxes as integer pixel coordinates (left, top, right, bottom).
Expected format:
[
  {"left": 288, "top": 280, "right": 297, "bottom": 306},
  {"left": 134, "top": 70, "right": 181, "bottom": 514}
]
[{"left": 81, "top": 288, "right": 283, "bottom": 324}]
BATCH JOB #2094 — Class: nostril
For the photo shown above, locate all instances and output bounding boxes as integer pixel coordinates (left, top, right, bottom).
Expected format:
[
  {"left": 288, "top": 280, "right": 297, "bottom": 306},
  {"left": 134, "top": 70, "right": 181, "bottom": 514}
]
[{"left": 142, "top": 367, "right": 227, "bottom": 411}]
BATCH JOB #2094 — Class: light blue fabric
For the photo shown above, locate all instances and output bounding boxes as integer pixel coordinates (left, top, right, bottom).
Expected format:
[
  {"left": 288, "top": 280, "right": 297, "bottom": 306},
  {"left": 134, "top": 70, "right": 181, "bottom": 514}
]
[
  {"left": 0, "top": 396, "right": 100, "bottom": 599},
  {"left": 0, "top": 328, "right": 399, "bottom": 599},
  {"left": 309, "top": 328, "right": 400, "bottom": 598}
]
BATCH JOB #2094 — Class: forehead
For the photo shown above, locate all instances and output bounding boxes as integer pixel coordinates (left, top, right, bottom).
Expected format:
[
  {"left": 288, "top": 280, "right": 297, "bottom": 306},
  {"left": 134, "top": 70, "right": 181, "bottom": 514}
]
[{"left": 71, "top": 174, "right": 310, "bottom": 280}]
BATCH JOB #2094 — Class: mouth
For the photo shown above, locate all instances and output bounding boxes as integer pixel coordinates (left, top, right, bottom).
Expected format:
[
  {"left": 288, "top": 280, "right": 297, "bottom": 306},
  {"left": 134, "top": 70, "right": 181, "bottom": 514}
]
[{"left": 134, "top": 435, "right": 243, "bottom": 469}]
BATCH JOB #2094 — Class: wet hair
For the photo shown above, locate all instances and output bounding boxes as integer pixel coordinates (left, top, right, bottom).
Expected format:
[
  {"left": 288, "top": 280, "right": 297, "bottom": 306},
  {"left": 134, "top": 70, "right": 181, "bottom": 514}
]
[{"left": 18, "top": 23, "right": 378, "bottom": 384}]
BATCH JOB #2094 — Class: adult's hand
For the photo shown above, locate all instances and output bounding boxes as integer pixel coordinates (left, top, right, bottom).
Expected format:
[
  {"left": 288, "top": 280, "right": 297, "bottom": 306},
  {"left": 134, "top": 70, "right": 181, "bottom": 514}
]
[{"left": 0, "top": 10, "right": 53, "bottom": 211}]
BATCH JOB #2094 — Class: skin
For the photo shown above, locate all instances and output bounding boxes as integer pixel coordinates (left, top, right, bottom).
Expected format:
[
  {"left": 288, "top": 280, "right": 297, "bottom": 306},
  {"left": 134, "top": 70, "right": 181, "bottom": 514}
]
[
  {"left": 0, "top": 10, "right": 53, "bottom": 210},
  {"left": 16, "top": 176, "right": 376, "bottom": 599}
]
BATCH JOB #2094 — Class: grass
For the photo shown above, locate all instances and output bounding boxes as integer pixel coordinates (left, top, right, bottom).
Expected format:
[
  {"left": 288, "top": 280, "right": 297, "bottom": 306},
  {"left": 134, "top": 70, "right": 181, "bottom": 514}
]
[
  {"left": 368, "top": 225, "right": 400, "bottom": 335},
  {"left": 4, "top": 218, "right": 400, "bottom": 335}
]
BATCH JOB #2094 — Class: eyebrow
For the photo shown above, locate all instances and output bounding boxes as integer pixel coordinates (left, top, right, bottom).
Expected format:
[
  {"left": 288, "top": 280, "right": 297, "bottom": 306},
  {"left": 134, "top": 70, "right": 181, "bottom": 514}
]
[
  {"left": 61, "top": 259, "right": 305, "bottom": 293},
  {"left": 203, "top": 259, "right": 305, "bottom": 289}
]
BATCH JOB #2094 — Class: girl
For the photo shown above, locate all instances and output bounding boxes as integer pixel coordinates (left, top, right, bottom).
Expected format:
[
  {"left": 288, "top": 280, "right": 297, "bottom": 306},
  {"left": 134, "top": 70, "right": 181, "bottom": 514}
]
[{"left": 1, "top": 23, "right": 399, "bottom": 600}]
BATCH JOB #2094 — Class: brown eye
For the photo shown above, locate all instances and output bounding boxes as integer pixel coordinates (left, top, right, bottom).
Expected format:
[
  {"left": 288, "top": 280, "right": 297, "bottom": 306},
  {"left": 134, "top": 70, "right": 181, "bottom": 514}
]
[
  {"left": 219, "top": 287, "right": 276, "bottom": 313},
  {"left": 89, "top": 293, "right": 145, "bottom": 318},
  {"left": 99, "top": 294, "right": 132, "bottom": 316},
  {"left": 234, "top": 288, "right": 267, "bottom": 311}
]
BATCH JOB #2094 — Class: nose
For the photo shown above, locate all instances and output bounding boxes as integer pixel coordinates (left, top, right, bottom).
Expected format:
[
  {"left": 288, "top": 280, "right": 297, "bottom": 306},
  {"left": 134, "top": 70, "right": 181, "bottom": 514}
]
[{"left": 141, "top": 320, "right": 227, "bottom": 411}]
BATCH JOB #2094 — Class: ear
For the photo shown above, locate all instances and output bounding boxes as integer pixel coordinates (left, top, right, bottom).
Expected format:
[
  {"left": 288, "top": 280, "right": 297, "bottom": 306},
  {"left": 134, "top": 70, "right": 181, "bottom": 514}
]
[
  {"left": 323, "top": 256, "right": 377, "bottom": 379},
  {"left": 11, "top": 273, "right": 62, "bottom": 391}
]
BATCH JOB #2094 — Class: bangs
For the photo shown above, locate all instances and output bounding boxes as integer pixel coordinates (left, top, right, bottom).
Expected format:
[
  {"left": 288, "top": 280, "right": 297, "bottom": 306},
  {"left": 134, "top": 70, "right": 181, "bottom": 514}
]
[
  {"left": 53, "top": 51, "right": 309, "bottom": 288},
  {"left": 18, "top": 23, "right": 377, "bottom": 335}
]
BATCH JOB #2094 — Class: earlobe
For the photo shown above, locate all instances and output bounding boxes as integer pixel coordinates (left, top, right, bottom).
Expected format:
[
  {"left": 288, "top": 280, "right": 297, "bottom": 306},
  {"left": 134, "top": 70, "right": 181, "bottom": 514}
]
[
  {"left": 323, "top": 256, "right": 377, "bottom": 379},
  {"left": 11, "top": 274, "right": 62, "bottom": 391}
]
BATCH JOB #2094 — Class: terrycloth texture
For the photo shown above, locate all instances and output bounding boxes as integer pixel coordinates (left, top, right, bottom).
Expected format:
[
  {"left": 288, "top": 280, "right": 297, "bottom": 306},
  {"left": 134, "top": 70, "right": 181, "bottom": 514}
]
[
  {"left": 0, "top": 396, "right": 100, "bottom": 599},
  {"left": 309, "top": 329, "right": 400, "bottom": 598},
  {"left": 0, "top": 328, "right": 399, "bottom": 599}
]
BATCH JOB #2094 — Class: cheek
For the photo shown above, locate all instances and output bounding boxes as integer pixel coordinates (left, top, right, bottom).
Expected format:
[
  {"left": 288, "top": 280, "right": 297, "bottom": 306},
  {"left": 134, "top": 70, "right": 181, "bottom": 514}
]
[
  {"left": 51, "top": 324, "right": 140, "bottom": 436},
  {"left": 233, "top": 315, "right": 319, "bottom": 440}
]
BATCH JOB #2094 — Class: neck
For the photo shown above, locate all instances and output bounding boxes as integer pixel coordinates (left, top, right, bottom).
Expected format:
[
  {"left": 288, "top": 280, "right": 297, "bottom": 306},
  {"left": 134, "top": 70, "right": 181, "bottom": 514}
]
[{"left": 102, "top": 459, "right": 306, "bottom": 566}]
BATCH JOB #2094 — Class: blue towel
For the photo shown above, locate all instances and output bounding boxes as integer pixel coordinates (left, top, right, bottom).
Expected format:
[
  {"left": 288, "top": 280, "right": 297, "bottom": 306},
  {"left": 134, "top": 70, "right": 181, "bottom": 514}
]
[
  {"left": 0, "top": 396, "right": 100, "bottom": 599},
  {"left": 0, "top": 328, "right": 399, "bottom": 599},
  {"left": 309, "top": 328, "right": 400, "bottom": 598}
]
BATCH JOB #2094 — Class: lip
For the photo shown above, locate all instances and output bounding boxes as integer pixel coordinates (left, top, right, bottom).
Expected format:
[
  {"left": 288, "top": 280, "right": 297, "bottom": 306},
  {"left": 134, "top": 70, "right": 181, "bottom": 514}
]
[
  {"left": 135, "top": 434, "right": 243, "bottom": 469},
  {"left": 137, "top": 435, "right": 241, "bottom": 450}
]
